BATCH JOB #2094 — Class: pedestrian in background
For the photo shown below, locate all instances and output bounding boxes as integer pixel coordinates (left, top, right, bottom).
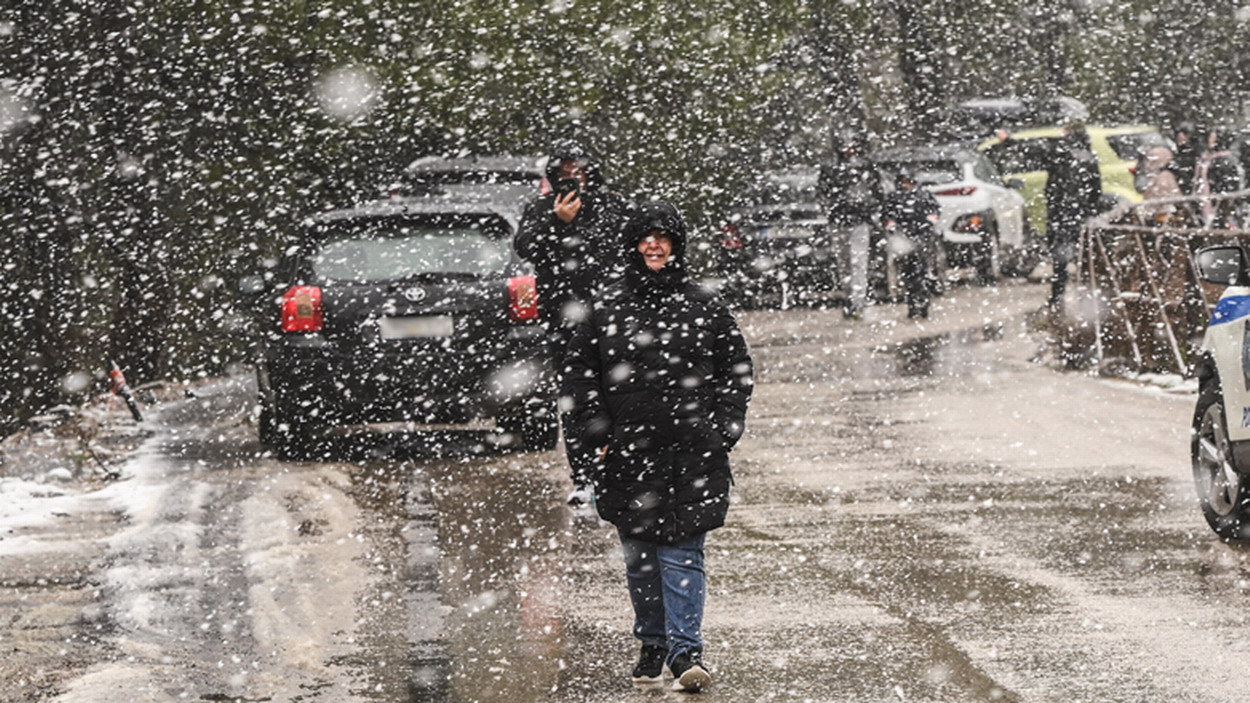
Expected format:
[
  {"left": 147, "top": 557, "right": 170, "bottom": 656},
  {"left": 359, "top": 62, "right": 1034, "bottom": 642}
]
[
  {"left": 820, "top": 132, "right": 883, "bottom": 319},
  {"left": 881, "top": 170, "right": 940, "bottom": 319},
  {"left": 562, "top": 201, "right": 753, "bottom": 693},
  {"left": 1170, "top": 121, "right": 1200, "bottom": 195},
  {"left": 1135, "top": 145, "right": 1183, "bottom": 223},
  {"left": 1042, "top": 123, "right": 1102, "bottom": 311},
  {"left": 1194, "top": 126, "right": 1243, "bottom": 227},
  {"left": 515, "top": 139, "right": 630, "bottom": 501}
]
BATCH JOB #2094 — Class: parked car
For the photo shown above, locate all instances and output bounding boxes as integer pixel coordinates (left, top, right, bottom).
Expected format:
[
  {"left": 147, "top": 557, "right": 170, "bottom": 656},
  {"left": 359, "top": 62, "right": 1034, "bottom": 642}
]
[
  {"left": 398, "top": 154, "right": 546, "bottom": 207},
  {"left": 978, "top": 124, "right": 1171, "bottom": 237},
  {"left": 945, "top": 95, "right": 1089, "bottom": 141},
  {"left": 714, "top": 167, "right": 841, "bottom": 308},
  {"left": 1191, "top": 244, "right": 1250, "bottom": 539},
  {"left": 872, "top": 145, "right": 1034, "bottom": 283},
  {"left": 252, "top": 194, "right": 557, "bottom": 459}
]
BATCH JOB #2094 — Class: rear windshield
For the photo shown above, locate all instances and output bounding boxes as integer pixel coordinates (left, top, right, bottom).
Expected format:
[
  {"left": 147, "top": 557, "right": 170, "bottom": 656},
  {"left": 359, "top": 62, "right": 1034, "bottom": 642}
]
[
  {"left": 878, "top": 160, "right": 961, "bottom": 186},
  {"left": 309, "top": 215, "right": 512, "bottom": 282}
]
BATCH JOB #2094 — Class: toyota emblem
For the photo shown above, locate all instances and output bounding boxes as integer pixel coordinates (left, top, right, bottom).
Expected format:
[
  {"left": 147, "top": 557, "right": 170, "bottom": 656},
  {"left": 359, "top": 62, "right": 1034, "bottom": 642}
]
[{"left": 403, "top": 287, "right": 427, "bottom": 302}]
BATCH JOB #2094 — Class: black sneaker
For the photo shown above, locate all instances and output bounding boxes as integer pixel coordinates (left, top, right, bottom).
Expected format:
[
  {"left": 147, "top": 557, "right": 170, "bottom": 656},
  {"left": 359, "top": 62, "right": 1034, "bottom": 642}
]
[
  {"left": 669, "top": 650, "right": 711, "bottom": 692},
  {"left": 631, "top": 644, "right": 669, "bottom": 683}
]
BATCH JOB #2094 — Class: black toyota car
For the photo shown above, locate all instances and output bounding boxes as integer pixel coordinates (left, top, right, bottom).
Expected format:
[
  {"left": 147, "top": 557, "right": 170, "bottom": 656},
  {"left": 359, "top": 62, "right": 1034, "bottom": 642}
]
[
  {"left": 254, "top": 194, "right": 556, "bottom": 459},
  {"left": 714, "top": 167, "right": 840, "bottom": 309}
]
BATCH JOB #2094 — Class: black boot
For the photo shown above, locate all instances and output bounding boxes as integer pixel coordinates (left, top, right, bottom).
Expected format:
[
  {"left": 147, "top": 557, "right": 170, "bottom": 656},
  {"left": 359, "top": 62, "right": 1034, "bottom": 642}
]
[
  {"left": 669, "top": 650, "right": 711, "bottom": 692},
  {"left": 631, "top": 644, "right": 668, "bottom": 683}
]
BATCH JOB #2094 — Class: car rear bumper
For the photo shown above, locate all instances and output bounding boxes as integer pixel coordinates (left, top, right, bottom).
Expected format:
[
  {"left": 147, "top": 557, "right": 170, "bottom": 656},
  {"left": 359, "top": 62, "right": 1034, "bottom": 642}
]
[
  {"left": 263, "top": 331, "right": 553, "bottom": 425},
  {"left": 719, "top": 240, "right": 838, "bottom": 277}
]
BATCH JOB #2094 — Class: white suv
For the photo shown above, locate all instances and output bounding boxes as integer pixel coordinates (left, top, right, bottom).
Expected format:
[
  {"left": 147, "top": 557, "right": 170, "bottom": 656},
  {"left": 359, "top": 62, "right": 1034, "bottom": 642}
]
[
  {"left": 1192, "top": 245, "right": 1250, "bottom": 538},
  {"left": 872, "top": 145, "right": 1035, "bottom": 282}
]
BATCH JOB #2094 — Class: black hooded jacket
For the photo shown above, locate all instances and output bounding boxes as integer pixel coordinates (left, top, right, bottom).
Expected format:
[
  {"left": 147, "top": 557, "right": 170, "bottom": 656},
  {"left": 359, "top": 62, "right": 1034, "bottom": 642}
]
[
  {"left": 561, "top": 202, "right": 754, "bottom": 543},
  {"left": 820, "top": 150, "right": 883, "bottom": 227},
  {"left": 882, "top": 182, "right": 940, "bottom": 243},
  {"left": 514, "top": 141, "right": 629, "bottom": 346},
  {"left": 1045, "top": 128, "right": 1102, "bottom": 242}
]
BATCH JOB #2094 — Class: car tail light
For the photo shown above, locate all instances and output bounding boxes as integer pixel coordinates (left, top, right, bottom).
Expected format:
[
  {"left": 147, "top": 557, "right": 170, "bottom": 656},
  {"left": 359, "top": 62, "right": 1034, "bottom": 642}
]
[
  {"left": 508, "top": 275, "right": 539, "bottom": 322},
  {"left": 933, "top": 186, "right": 977, "bottom": 196},
  {"left": 1128, "top": 164, "right": 1137, "bottom": 175},
  {"left": 719, "top": 223, "right": 743, "bottom": 249},
  {"left": 280, "top": 286, "right": 323, "bottom": 332},
  {"left": 953, "top": 213, "right": 986, "bottom": 232}
]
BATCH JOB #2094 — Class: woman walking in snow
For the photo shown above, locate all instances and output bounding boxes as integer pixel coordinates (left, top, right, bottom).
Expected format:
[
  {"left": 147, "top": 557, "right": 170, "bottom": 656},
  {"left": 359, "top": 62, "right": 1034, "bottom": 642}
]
[{"left": 561, "top": 200, "right": 753, "bottom": 692}]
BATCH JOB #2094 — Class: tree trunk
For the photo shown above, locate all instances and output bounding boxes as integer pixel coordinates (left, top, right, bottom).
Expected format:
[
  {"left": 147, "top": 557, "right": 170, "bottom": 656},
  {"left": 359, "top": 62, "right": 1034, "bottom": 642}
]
[{"left": 896, "top": 1, "right": 946, "bottom": 133}]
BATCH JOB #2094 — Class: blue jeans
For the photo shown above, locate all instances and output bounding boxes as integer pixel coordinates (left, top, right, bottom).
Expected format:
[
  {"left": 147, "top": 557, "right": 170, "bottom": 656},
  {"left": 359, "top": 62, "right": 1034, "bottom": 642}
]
[{"left": 618, "top": 530, "right": 707, "bottom": 663}]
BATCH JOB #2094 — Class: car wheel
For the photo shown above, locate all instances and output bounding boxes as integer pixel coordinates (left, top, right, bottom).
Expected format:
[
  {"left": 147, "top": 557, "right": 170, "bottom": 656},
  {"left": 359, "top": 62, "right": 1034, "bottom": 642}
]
[
  {"left": 266, "top": 388, "right": 325, "bottom": 461},
  {"left": 272, "top": 413, "right": 321, "bottom": 461},
  {"left": 258, "top": 400, "right": 277, "bottom": 445},
  {"left": 1192, "top": 380, "right": 1250, "bottom": 539},
  {"left": 975, "top": 224, "right": 1001, "bottom": 286},
  {"left": 500, "top": 396, "right": 559, "bottom": 452}
]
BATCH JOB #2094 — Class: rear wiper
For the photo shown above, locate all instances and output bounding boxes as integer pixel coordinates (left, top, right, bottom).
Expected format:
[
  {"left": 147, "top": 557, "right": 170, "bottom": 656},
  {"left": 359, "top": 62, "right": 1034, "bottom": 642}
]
[{"left": 393, "top": 271, "right": 483, "bottom": 283}]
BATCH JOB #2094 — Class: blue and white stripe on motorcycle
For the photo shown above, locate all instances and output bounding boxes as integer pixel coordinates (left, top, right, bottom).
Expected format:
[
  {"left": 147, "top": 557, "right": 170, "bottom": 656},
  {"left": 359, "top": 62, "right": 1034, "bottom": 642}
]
[{"left": 1209, "top": 295, "right": 1250, "bottom": 326}]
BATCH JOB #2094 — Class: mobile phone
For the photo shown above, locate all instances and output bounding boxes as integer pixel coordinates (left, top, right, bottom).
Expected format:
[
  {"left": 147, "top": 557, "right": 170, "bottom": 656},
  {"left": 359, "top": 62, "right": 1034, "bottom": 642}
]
[{"left": 555, "top": 177, "right": 581, "bottom": 199}]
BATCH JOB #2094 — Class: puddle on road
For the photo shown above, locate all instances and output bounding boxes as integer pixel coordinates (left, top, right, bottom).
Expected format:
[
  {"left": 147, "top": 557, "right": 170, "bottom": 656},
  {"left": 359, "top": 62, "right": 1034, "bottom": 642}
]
[
  {"left": 884, "top": 322, "right": 1007, "bottom": 379},
  {"left": 755, "top": 321, "right": 1015, "bottom": 386},
  {"left": 338, "top": 459, "right": 453, "bottom": 701},
  {"left": 420, "top": 455, "right": 569, "bottom": 703},
  {"left": 343, "top": 449, "right": 570, "bottom": 703}
]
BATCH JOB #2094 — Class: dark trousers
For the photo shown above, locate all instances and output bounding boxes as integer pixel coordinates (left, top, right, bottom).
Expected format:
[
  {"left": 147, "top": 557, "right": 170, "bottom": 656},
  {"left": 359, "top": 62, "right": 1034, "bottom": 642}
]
[
  {"left": 1048, "top": 236, "right": 1077, "bottom": 310},
  {"left": 550, "top": 321, "right": 596, "bottom": 486},
  {"left": 897, "top": 249, "right": 930, "bottom": 319}
]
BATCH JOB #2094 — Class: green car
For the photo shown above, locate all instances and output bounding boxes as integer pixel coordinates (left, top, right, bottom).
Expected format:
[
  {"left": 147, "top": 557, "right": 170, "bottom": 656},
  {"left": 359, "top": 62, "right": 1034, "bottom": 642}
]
[{"left": 978, "top": 124, "right": 1172, "bottom": 236}]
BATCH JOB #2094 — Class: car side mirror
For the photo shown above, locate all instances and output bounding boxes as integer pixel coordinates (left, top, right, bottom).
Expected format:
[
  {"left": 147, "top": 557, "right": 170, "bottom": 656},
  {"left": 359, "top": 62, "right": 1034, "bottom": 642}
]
[
  {"left": 1195, "top": 246, "right": 1249, "bottom": 286},
  {"left": 1006, "top": 178, "right": 1025, "bottom": 190}
]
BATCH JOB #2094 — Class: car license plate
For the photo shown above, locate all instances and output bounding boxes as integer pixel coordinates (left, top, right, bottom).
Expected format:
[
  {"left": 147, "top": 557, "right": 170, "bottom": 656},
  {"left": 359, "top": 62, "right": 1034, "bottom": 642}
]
[
  {"left": 378, "top": 315, "right": 454, "bottom": 339},
  {"left": 771, "top": 224, "right": 816, "bottom": 239}
]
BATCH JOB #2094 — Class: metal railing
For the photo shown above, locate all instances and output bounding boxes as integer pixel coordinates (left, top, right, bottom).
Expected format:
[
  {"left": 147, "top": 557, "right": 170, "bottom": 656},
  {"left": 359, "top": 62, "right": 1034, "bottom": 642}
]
[{"left": 1077, "top": 190, "right": 1250, "bottom": 375}]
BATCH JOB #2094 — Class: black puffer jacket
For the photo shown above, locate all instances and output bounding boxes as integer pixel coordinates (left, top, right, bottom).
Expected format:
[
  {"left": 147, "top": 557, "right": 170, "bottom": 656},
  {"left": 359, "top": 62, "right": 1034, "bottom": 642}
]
[
  {"left": 514, "top": 141, "right": 629, "bottom": 347},
  {"left": 562, "top": 202, "right": 754, "bottom": 543},
  {"left": 1045, "top": 128, "right": 1102, "bottom": 243},
  {"left": 882, "top": 184, "right": 940, "bottom": 243},
  {"left": 820, "top": 154, "right": 883, "bottom": 227}
]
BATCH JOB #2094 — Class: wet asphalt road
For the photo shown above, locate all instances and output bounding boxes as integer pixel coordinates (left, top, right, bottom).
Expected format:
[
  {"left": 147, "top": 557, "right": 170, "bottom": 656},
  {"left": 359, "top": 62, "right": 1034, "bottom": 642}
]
[{"left": 5, "top": 279, "right": 1243, "bottom": 703}]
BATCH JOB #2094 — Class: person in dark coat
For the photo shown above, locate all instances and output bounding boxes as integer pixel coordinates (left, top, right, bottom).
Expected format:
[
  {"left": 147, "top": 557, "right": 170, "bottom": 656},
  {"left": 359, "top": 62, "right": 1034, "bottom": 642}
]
[
  {"left": 1199, "top": 127, "right": 1243, "bottom": 195},
  {"left": 562, "top": 201, "right": 753, "bottom": 692},
  {"left": 1043, "top": 124, "right": 1102, "bottom": 311},
  {"left": 882, "top": 170, "right": 941, "bottom": 319},
  {"left": 515, "top": 140, "right": 630, "bottom": 494},
  {"left": 819, "top": 134, "right": 884, "bottom": 318},
  {"left": 1194, "top": 126, "right": 1243, "bottom": 227},
  {"left": 1169, "top": 121, "right": 1200, "bottom": 195}
]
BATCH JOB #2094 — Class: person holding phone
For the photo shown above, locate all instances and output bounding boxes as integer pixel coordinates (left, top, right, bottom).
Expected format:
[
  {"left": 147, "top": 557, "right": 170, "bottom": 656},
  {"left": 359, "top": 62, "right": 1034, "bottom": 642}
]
[{"left": 515, "top": 139, "right": 630, "bottom": 498}]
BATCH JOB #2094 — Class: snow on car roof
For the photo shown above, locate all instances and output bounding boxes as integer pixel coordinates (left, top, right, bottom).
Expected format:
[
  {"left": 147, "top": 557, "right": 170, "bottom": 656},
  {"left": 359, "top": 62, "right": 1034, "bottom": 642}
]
[
  {"left": 871, "top": 144, "right": 978, "bottom": 163},
  {"left": 308, "top": 195, "right": 523, "bottom": 232},
  {"left": 405, "top": 154, "right": 545, "bottom": 178}
]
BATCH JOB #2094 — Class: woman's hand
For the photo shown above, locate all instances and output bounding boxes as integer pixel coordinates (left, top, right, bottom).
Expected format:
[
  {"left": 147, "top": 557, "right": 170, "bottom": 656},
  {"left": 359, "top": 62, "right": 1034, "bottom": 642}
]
[{"left": 554, "top": 191, "right": 582, "bottom": 223}]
